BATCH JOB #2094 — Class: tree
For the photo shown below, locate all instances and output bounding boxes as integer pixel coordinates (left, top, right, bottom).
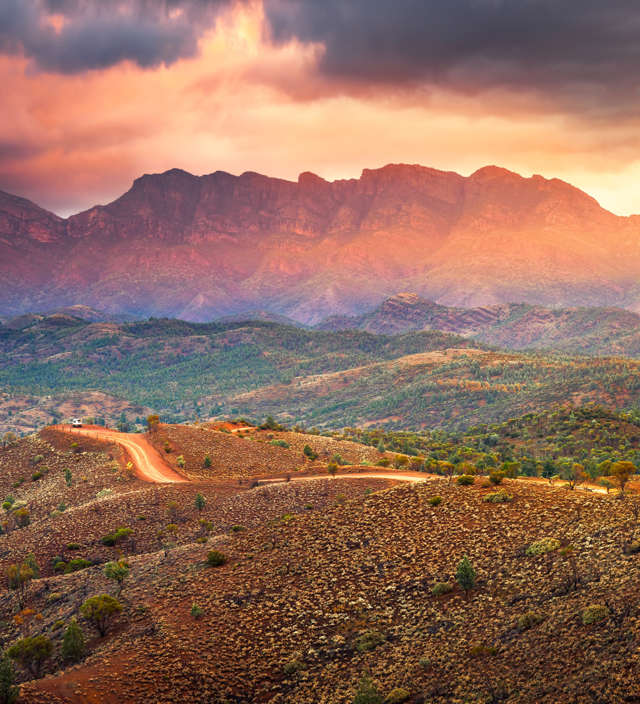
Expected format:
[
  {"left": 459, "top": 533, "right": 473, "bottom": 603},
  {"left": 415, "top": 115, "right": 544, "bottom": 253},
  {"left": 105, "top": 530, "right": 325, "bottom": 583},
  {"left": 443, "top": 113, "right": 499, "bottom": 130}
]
[
  {"left": 303, "top": 445, "right": 318, "bottom": 460},
  {"left": 7, "top": 635, "right": 53, "bottom": 678},
  {"left": 327, "top": 462, "right": 338, "bottom": 478},
  {"left": 611, "top": 461, "right": 635, "bottom": 496},
  {"left": 203, "top": 455, "right": 211, "bottom": 468},
  {"left": 80, "top": 594, "right": 122, "bottom": 637},
  {"left": 561, "top": 462, "right": 585, "bottom": 490},
  {"left": 194, "top": 493, "right": 206, "bottom": 513},
  {"left": 104, "top": 560, "right": 130, "bottom": 595},
  {"left": 146, "top": 414, "right": 160, "bottom": 433},
  {"left": 61, "top": 620, "right": 86, "bottom": 663},
  {"left": 455, "top": 556, "right": 476, "bottom": 599},
  {"left": 7, "top": 556, "right": 38, "bottom": 610},
  {"left": 0, "top": 653, "right": 18, "bottom": 704}
]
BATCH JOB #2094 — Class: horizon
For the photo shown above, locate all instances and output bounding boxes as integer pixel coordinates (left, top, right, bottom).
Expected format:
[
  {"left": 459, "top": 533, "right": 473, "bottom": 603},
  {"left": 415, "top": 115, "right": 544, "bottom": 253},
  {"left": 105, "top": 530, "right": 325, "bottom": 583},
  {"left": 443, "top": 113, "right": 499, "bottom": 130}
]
[{"left": 3, "top": 1, "right": 640, "bottom": 216}]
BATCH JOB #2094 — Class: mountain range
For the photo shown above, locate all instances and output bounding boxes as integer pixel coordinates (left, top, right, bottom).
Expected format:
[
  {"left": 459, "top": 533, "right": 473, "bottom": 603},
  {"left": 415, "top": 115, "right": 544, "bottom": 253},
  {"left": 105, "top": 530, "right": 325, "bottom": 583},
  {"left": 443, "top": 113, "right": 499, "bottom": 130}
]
[{"left": 3, "top": 162, "right": 640, "bottom": 323}]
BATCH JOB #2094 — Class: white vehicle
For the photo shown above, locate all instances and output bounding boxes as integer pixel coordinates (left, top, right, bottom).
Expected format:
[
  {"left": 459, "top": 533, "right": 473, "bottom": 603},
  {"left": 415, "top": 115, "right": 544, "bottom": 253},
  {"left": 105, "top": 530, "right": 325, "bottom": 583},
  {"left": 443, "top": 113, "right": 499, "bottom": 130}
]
[{"left": 71, "top": 418, "right": 83, "bottom": 428}]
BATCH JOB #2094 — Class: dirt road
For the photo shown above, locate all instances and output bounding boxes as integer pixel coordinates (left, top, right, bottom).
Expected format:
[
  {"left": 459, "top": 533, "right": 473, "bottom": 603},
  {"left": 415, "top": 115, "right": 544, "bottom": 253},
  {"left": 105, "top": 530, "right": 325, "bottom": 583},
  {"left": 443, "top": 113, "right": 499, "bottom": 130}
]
[{"left": 56, "top": 426, "right": 187, "bottom": 484}]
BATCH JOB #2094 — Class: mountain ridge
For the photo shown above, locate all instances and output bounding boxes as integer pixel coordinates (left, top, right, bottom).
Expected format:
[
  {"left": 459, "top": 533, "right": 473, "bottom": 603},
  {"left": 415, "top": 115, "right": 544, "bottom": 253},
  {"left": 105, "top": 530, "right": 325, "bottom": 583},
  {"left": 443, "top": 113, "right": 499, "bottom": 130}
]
[{"left": 3, "top": 162, "right": 640, "bottom": 323}]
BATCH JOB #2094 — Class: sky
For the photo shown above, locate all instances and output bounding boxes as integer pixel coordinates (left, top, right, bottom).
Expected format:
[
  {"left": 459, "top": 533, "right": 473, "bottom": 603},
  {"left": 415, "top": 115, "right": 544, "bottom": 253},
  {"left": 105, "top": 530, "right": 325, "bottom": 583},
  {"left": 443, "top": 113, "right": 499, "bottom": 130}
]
[{"left": 2, "top": 0, "right": 640, "bottom": 216}]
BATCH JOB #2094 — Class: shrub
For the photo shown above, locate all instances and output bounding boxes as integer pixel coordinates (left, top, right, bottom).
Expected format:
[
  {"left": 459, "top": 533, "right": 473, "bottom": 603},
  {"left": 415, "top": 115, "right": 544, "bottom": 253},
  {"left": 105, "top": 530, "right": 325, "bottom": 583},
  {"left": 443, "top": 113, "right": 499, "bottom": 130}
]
[
  {"left": 31, "top": 471, "right": 43, "bottom": 482},
  {"left": 469, "top": 644, "right": 497, "bottom": 657},
  {"left": 64, "top": 558, "right": 92, "bottom": 574},
  {"left": 270, "top": 439, "right": 290, "bottom": 448},
  {"left": 353, "top": 675, "right": 383, "bottom": 704},
  {"left": 489, "top": 471, "right": 505, "bottom": 485},
  {"left": 101, "top": 527, "right": 132, "bottom": 546},
  {"left": 176, "top": 455, "right": 185, "bottom": 468},
  {"left": 203, "top": 455, "right": 211, "bottom": 468},
  {"left": 104, "top": 560, "right": 129, "bottom": 593},
  {"left": 230, "top": 525, "right": 245, "bottom": 532},
  {"left": 418, "top": 657, "right": 430, "bottom": 670},
  {"left": 384, "top": 688, "right": 410, "bottom": 704},
  {"left": 96, "top": 488, "right": 113, "bottom": 499},
  {"left": 32, "top": 455, "right": 44, "bottom": 465},
  {"left": 0, "top": 653, "right": 18, "bottom": 704},
  {"left": 7, "top": 635, "right": 53, "bottom": 677},
  {"left": 67, "top": 543, "right": 82, "bottom": 551},
  {"left": 431, "top": 581, "right": 453, "bottom": 596},
  {"left": 207, "top": 550, "right": 227, "bottom": 567},
  {"left": 64, "top": 468, "right": 72, "bottom": 486},
  {"left": 455, "top": 555, "right": 476, "bottom": 596},
  {"left": 282, "top": 659, "right": 305, "bottom": 676},
  {"left": 53, "top": 561, "right": 67, "bottom": 573},
  {"left": 428, "top": 496, "right": 442, "bottom": 507},
  {"left": 581, "top": 605, "right": 609, "bottom": 625},
  {"left": 80, "top": 594, "right": 122, "bottom": 636},
  {"left": 526, "top": 538, "right": 561, "bottom": 556},
  {"left": 354, "top": 630, "right": 386, "bottom": 653},
  {"left": 194, "top": 493, "right": 206, "bottom": 513},
  {"left": 303, "top": 445, "right": 318, "bottom": 460},
  {"left": 484, "top": 490, "right": 513, "bottom": 503},
  {"left": 456, "top": 474, "right": 475, "bottom": 486},
  {"left": 517, "top": 611, "right": 545, "bottom": 631},
  {"left": 61, "top": 620, "right": 85, "bottom": 663},
  {"left": 376, "top": 458, "right": 391, "bottom": 468},
  {"left": 14, "top": 508, "right": 30, "bottom": 527},
  {"left": 190, "top": 603, "right": 203, "bottom": 619}
]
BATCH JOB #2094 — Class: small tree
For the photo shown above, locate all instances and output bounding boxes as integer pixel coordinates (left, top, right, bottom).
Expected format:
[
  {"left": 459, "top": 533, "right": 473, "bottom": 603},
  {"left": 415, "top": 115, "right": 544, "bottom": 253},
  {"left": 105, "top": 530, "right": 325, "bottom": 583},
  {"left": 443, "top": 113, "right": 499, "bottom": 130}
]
[
  {"left": 203, "top": 455, "right": 212, "bottom": 468},
  {"left": 194, "top": 493, "right": 206, "bottom": 514},
  {"left": 303, "top": 445, "right": 318, "bottom": 460},
  {"left": 611, "top": 461, "right": 635, "bottom": 496},
  {"left": 146, "top": 415, "right": 160, "bottom": 433},
  {"left": 327, "top": 462, "right": 338, "bottom": 478},
  {"left": 0, "top": 652, "right": 18, "bottom": 704},
  {"left": 455, "top": 555, "right": 476, "bottom": 599},
  {"left": 7, "top": 635, "right": 53, "bottom": 678},
  {"left": 13, "top": 508, "right": 30, "bottom": 528},
  {"left": 61, "top": 619, "right": 86, "bottom": 663},
  {"left": 64, "top": 468, "right": 72, "bottom": 487},
  {"left": 104, "top": 560, "right": 130, "bottom": 595},
  {"left": 80, "top": 594, "right": 122, "bottom": 637},
  {"left": 561, "top": 462, "right": 585, "bottom": 490},
  {"left": 7, "top": 557, "right": 38, "bottom": 610}
]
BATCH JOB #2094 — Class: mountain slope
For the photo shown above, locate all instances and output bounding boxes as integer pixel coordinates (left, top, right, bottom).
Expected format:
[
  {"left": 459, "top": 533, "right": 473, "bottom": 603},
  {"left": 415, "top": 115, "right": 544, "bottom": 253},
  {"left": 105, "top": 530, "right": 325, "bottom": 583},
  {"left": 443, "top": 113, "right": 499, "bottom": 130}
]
[
  {"left": 319, "top": 292, "right": 640, "bottom": 356},
  {"left": 3, "top": 163, "right": 640, "bottom": 322}
]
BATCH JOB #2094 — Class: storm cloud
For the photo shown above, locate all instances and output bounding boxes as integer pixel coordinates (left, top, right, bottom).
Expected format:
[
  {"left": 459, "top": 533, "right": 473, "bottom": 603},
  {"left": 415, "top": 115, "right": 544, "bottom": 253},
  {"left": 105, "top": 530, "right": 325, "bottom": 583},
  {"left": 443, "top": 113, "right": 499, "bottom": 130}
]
[
  {"left": 264, "top": 0, "right": 640, "bottom": 111},
  {"left": 0, "top": 0, "right": 228, "bottom": 73}
]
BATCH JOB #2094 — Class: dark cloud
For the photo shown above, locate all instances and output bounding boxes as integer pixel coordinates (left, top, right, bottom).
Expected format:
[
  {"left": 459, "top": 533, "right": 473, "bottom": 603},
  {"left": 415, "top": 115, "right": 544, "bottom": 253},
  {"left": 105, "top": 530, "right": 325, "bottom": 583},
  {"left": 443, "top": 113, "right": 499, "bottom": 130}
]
[
  {"left": 0, "top": 0, "right": 229, "bottom": 73},
  {"left": 263, "top": 0, "right": 640, "bottom": 112}
]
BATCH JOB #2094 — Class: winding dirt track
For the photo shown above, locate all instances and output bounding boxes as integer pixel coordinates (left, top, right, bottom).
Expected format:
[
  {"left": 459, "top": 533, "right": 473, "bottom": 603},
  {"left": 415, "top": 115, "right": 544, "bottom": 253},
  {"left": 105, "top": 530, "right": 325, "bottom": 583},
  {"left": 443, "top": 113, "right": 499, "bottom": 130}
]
[{"left": 55, "top": 426, "right": 187, "bottom": 483}]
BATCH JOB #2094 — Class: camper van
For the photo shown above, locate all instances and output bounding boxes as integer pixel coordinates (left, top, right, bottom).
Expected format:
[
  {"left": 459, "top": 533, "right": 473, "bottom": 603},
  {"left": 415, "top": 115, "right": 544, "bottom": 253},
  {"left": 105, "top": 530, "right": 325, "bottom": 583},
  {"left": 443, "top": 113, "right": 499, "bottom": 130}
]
[{"left": 71, "top": 418, "right": 83, "bottom": 428}]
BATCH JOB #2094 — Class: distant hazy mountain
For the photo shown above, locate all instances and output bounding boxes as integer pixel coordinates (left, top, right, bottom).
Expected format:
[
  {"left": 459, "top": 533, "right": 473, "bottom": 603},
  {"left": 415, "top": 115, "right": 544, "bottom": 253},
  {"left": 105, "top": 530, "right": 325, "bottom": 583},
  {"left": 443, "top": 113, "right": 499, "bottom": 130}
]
[
  {"left": 318, "top": 292, "right": 640, "bottom": 356},
  {"left": 3, "top": 163, "right": 640, "bottom": 323}
]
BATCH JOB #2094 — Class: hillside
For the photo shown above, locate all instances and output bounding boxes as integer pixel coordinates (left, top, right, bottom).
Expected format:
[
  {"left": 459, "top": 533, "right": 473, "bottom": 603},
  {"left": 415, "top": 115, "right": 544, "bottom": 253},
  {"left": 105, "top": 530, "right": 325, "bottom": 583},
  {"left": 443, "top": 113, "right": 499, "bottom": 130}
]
[
  {"left": 4, "top": 163, "right": 640, "bottom": 322},
  {"left": 0, "top": 424, "right": 637, "bottom": 703},
  {"left": 319, "top": 293, "right": 640, "bottom": 356}
]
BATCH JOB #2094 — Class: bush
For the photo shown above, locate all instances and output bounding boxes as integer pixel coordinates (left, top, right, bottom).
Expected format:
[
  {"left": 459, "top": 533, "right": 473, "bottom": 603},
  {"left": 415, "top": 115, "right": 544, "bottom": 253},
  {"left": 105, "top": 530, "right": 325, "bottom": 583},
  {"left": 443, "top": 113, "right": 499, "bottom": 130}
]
[
  {"left": 67, "top": 543, "right": 82, "bottom": 551},
  {"left": 303, "top": 445, "right": 318, "bottom": 460},
  {"left": 376, "top": 458, "right": 391, "bottom": 468},
  {"left": 230, "top": 525, "right": 245, "bottom": 532},
  {"left": 353, "top": 675, "right": 383, "bottom": 704},
  {"left": 31, "top": 471, "right": 43, "bottom": 482},
  {"left": 80, "top": 594, "right": 122, "bottom": 636},
  {"left": 282, "top": 658, "right": 306, "bottom": 676},
  {"left": 64, "top": 558, "right": 93, "bottom": 574},
  {"left": 14, "top": 508, "right": 30, "bottom": 527},
  {"left": 190, "top": 603, "right": 203, "bottom": 619},
  {"left": 526, "top": 538, "right": 561, "bottom": 556},
  {"left": 203, "top": 455, "right": 211, "bottom": 468},
  {"left": 270, "top": 440, "right": 290, "bottom": 448},
  {"left": 0, "top": 653, "right": 18, "bottom": 703},
  {"left": 428, "top": 496, "right": 442, "bottom": 507},
  {"left": 61, "top": 620, "right": 85, "bottom": 663},
  {"left": 489, "top": 471, "right": 505, "bottom": 485},
  {"left": 7, "top": 635, "right": 53, "bottom": 677},
  {"left": 456, "top": 556, "right": 476, "bottom": 595},
  {"left": 354, "top": 630, "right": 386, "bottom": 653},
  {"left": 418, "top": 657, "right": 430, "bottom": 670},
  {"left": 484, "top": 490, "right": 513, "bottom": 503},
  {"left": 207, "top": 550, "right": 227, "bottom": 567},
  {"left": 101, "top": 527, "right": 132, "bottom": 546},
  {"left": 517, "top": 611, "right": 545, "bottom": 631},
  {"left": 384, "top": 688, "right": 410, "bottom": 704},
  {"left": 456, "top": 474, "right": 475, "bottom": 486},
  {"left": 431, "top": 581, "right": 453, "bottom": 596},
  {"left": 581, "top": 605, "right": 609, "bottom": 625}
]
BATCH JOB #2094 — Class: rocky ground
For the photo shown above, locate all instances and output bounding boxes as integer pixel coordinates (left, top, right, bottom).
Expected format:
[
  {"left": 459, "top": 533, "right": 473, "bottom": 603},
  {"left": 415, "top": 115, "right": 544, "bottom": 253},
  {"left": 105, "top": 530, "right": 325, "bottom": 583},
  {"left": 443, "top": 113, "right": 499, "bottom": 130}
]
[{"left": 1, "top": 426, "right": 639, "bottom": 703}]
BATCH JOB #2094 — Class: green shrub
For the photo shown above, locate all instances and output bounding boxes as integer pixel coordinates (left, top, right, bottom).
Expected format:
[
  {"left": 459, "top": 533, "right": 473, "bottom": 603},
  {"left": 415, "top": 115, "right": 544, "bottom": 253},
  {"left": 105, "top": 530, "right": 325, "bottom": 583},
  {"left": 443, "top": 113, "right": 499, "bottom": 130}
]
[
  {"left": 64, "top": 558, "right": 92, "bottom": 574},
  {"left": 428, "top": 496, "right": 442, "bottom": 506},
  {"left": 61, "top": 620, "right": 85, "bottom": 663},
  {"left": 489, "top": 470, "right": 505, "bottom": 485},
  {"left": 354, "top": 630, "right": 386, "bottom": 653},
  {"left": 517, "top": 611, "right": 545, "bottom": 631},
  {"left": 13, "top": 508, "right": 30, "bottom": 528},
  {"left": 31, "top": 471, "right": 43, "bottom": 481},
  {"left": 203, "top": 455, "right": 211, "bottom": 468},
  {"left": 67, "top": 543, "right": 82, "bottom": 551},
  {"left": 456, "top": 474, "right": 475, "bottom": 486},
  {"left": 384, "top": 688, "right": 410, "bottom": 704},
  {"left": 303, "top": 445, "right": 318, "bottom": 460},
  {"left": 484, "top": 490, "right": 513, "bottom": 503},
  {"left": 469, "top": 644, "right": 497, "bottom": 657},
  {"left": 353, "top": 675, "right": 383, "bottom": 704},
  {"left": 230, "top": 525, "right": 245, "bottom": 532},
  {"left": 80, "top": 594, "right": 122, "bottom": 636},
  {"left": 581, "top": 605, "right": 609, "bottom": 625},
  {"left": 418, "top": 657, "right": 430, "bottom": 670},
  {"left": 207, "top": 550, "right": 227, "bottom": 567},
  {"left": 376, "top": 458, "right": 391, "bottom": 468},
  {"left": 431, "top": 581, "right": 453, "bottom": 596},
  {"left": 0, "top": 653, "right": 18, "bottom": 704},
  {"left": 190, "top": 603, "right": 203, "bottom": 619},
  {"left": 101, "top": 527, "right": 132, "bottom": 546},
  {"left": 456, "top": 555, "right": 476, "bottom": 595},
  {"left": 176, "top": 455, "right": 185, "bottom": 468},
  {"left": 270, "top": 439, "right": 290, "bottom": 448},
  {"left": 7, "top": 635, "right": 53, "bottom": 677},
  {"left": 282, "top": 658, "right": 306, "bottom": 676},
  {"left": 526, "top": 538, "right": 561, "bottom": 556}
]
